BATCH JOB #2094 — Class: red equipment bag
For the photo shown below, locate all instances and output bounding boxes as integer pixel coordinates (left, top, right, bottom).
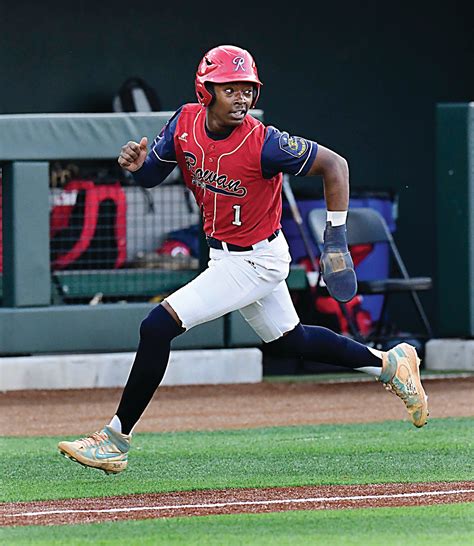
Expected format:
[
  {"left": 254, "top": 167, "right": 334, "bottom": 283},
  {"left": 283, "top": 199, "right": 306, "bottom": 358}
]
[{"left": 50, "top": 180, "right": 127, "bottom": 270}]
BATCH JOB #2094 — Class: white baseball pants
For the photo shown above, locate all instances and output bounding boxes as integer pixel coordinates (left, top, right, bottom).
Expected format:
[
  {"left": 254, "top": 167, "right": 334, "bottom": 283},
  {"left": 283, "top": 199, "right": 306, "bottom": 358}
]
[{"left": 165, "top": 232, "right": 300, "bottom": 342}]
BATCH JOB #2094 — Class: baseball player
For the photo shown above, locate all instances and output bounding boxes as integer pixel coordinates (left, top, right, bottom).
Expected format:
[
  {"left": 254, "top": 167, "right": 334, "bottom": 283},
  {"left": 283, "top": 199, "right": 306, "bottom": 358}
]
[{"left": 58, "top": 45, "right": 428, "bottom": 474}]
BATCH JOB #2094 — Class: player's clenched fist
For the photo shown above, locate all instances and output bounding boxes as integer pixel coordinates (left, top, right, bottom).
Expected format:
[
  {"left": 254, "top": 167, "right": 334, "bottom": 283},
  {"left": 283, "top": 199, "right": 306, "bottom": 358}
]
[{"left": 118, "top": 136, "right": 148, "bottom": 172}]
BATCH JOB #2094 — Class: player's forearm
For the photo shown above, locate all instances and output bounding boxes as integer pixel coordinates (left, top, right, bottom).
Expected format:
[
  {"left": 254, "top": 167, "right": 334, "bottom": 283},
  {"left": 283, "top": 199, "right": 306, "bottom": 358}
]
[
  {"left": 322, "top": 156, "right": 349, "bottom": 211},
  {"left": 306, "top": 145, "right": 349, "bottom": 210},
  {"left": 132, "top": 154, "right": 175, "bottom": 189}
]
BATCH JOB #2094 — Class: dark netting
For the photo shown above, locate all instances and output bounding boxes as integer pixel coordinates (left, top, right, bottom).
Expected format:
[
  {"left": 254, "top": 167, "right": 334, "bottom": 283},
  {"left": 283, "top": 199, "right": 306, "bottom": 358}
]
[{"left": 49, "top": 161, "right": 200, "bottom": 305}]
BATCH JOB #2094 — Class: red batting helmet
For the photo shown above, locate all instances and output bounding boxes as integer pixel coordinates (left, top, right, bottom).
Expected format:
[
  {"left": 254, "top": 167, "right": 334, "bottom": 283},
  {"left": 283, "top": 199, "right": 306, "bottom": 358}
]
[{"left": 195, "top": 45, "right": 262, "bottom": 108}]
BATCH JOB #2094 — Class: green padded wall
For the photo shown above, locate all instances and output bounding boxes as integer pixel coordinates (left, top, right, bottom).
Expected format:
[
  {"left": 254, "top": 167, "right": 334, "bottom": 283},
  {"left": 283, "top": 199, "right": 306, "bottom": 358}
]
[
  {"left": 436, "top": 103, "right": 474, "bottom": 336},
  {"left": 2, "top": 162, "right": 50, "bottom": 306},
  {"left": 0, "top": 305, "right": 225, "bottom": 354}
]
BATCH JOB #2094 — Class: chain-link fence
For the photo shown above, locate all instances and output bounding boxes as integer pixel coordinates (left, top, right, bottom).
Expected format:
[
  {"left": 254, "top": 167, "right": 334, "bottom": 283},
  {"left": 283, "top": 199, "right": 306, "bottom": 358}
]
[{"left": 49, "top": 162, "right": 201, "bottom": 305}]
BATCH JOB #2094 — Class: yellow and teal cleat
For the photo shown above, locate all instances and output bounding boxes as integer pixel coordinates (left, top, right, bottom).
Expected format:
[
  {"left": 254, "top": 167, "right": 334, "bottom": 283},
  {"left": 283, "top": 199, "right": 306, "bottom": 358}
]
[
  {"left": 380, "top": 343, "right": 429, "bottom": 428},
  {"left": 58, "top": 426, "right": 130, "bottom": 474}
]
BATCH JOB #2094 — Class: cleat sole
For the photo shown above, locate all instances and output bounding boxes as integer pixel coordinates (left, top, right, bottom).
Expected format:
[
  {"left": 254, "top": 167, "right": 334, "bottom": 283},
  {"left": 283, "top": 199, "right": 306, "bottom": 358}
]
[{"left": 58, "top": 448, "right": 123, "bottom": 475}]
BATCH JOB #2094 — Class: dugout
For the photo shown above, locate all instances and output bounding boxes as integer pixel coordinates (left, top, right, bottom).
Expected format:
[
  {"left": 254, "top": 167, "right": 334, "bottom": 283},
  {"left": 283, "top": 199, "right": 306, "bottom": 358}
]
[
  {"left": 1, "top": 105, "right": 474, "bottom": 363},
  {"left": 0, "top": 110, "right": 306, "bottom": 355}
]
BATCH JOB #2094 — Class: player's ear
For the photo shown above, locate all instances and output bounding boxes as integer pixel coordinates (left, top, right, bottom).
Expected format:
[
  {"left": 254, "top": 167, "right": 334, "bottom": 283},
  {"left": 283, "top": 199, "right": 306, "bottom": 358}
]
[{"left": 204, "top": 82, "right": 216, "bottom": 106}]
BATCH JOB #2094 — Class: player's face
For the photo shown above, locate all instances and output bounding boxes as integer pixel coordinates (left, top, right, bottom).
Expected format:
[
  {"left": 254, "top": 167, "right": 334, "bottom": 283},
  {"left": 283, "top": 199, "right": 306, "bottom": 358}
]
[{"left": 207, "top": 82, "right": 254, "bottom": 131}]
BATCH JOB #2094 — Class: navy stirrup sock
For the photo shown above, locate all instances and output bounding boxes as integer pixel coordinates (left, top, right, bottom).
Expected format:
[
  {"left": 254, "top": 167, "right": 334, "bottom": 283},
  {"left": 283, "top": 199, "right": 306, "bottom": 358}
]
[
  {"left": 268, "top": 323, "right": 382, "bottom": 370},
  {"left": 117, "top": 305, "right": 184, "bottom": 434}
]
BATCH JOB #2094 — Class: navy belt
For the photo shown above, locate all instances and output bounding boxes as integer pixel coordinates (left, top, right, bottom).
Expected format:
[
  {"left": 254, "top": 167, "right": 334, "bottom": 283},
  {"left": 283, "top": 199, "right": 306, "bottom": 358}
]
[{"left": 207, "top": 229, "right": 280, "bottom": 252}]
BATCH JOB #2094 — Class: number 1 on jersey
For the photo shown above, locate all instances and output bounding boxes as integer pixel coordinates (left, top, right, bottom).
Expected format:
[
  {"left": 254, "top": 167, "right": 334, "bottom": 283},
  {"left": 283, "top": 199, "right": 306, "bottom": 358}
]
[{"left": 232, "top": 204, "right": 242, "bottom": 226}]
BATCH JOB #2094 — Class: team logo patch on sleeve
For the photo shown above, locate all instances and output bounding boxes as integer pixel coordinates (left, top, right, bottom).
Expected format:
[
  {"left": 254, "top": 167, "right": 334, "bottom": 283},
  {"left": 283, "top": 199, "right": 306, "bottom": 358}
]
[{"left": 279, "top": 132, "right": 309, "bottom": 158}]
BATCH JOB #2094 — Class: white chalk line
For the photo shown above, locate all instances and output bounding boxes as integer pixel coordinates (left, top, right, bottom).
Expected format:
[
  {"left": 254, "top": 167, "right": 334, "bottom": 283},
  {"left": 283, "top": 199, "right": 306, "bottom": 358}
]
[{"left": 7, "top": 488, "right": 474, "bottom": 518}]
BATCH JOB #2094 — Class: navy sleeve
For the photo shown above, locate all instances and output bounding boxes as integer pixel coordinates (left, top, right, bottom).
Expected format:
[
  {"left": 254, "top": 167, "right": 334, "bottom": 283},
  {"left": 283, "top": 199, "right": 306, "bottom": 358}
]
[
  {"left": 261, "top": 126, "right": 318, "bottom": 179},
  {"left": 132, "top": 107, "right": 182, "bottom": 188}
]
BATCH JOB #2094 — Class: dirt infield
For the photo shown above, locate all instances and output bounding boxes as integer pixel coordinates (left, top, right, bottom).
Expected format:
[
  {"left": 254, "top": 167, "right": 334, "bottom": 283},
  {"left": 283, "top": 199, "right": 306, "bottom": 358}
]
[
  {"left": 2, "top": 482, "right": 473, "bottom": 526},
  {"left": 1, "top": 376, "right": 473, "bottom": 436},
  {"left": 1, "top": 375, "right": 473, "bottom": 527}
]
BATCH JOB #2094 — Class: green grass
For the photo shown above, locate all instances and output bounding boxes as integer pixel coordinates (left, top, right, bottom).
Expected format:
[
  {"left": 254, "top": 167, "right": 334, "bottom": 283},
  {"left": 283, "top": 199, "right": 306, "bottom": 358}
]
[
  {"left": 1, "top": 504, "right": 473, "bottom": 545},
  {"left": 1, "top": 417, "right": 473, "bottom": 503}
]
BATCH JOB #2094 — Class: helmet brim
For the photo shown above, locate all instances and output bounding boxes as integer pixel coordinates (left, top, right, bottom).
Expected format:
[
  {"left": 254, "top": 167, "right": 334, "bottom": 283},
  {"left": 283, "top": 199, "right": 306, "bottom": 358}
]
[{"left": 202, "top": 75, "right": 263, "bottom": 86}]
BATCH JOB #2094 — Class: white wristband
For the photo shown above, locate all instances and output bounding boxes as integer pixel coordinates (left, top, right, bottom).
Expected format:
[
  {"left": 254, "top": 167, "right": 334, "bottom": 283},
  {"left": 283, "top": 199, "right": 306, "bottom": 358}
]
[{"left": 326, "top": 210, "right": 347, "bottom": 226}]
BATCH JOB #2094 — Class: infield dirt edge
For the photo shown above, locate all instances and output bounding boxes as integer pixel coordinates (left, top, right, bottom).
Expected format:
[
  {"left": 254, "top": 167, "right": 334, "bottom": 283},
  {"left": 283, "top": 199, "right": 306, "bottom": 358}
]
[{"left": 2, "top": 481, "right": 473, "bottom": 527}]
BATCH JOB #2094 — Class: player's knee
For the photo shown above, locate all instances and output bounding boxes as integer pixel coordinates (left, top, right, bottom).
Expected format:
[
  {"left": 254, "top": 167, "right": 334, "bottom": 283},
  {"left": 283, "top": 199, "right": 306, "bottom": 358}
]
[
  {"left": 139, "top": 314, "right": 156, "bottom": 339},
  {"left": 139, "top": 304, "right": 184, "bottom": 341}
]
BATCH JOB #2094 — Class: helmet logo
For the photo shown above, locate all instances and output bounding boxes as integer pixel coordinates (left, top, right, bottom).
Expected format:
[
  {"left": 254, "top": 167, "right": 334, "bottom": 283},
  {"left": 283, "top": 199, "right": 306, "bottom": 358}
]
[{"left": 233, "top": 56, "right": 246, "bottom": 72}]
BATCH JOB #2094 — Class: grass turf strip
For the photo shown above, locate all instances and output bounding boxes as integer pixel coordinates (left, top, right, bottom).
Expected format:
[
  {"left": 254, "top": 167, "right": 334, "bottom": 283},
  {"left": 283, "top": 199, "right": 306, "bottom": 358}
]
[
  {"left": 1, "top": 417, "right": 473, "bottom": 503},
  {"left": 1, "top": 504, "right": 473, "bottom": 545}
]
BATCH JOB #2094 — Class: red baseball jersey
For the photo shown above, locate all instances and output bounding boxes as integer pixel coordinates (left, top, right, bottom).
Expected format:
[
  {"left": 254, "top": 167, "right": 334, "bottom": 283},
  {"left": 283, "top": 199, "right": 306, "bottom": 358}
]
[{"left": 134, "top": 103, "right": 318, "bottom": 246}]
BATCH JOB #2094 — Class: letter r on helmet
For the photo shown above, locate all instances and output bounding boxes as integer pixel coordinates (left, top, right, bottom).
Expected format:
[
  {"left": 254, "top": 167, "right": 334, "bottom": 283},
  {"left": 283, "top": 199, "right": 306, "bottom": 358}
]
[{"left": 233, "top": 57, "right": 246, "bottom": 71}]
